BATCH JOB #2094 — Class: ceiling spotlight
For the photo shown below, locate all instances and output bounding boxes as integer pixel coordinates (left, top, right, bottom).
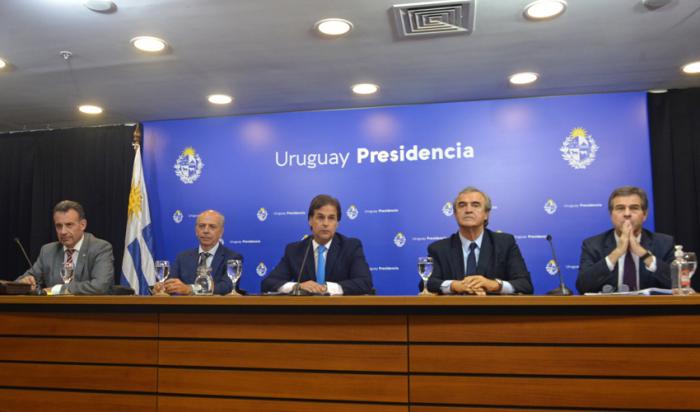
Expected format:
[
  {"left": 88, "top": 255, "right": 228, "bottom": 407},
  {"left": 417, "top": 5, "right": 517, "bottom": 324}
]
[
  {"left": 208, "top": 94, "right": 233, "bottom": 105},
  {"left": 315, "top": 18, "right": 354, "bottom": 36},
  {"left": 130, "top": 36, "right": 168, "bottom": 53},
  {"left": 524, "top": 0, "right": 567, "bottom": 20},
  {"left": 352, "top": 83, "right": 379, "bottom": 95},
  {"left": 509, "top": 72, "right": 539, "bottom": 85},
  {"left": 648, "top": 89, "right": 668, "bottom": 94},
  {"left": 0, "top": 58, "right": 6, "bottom": 69},
  {"left": 681, "top": 61, "right": 700, "bottom": 74},
  {"left": 78, "top": 104, "right": 103, "bottom": 115}
]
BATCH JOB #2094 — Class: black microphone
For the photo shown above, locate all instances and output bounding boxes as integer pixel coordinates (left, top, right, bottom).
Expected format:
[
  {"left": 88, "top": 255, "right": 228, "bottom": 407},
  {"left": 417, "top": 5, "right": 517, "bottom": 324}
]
[
  {"left": 14, "top": 237, "right": 33, "bottom": 269},
  {"left": 290, "top": 237, "right": 314, "bottom": 296},
  {"left": 545, "top": 234, "right": 573, "bottom": 296}
]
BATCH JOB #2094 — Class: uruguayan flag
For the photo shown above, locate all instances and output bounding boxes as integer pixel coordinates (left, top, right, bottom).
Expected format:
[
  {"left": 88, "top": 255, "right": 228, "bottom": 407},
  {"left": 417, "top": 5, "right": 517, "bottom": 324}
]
[{"left": 120, "top": 145, "right": 156, "bottom": 294}]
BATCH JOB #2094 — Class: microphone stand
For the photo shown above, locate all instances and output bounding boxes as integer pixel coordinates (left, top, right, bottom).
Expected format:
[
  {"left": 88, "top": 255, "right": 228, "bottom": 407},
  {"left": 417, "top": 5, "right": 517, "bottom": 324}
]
[
  {"left": 546, "top": 235, "right": 573, "bottom": 296},
  {"left": 290, "top": 238, "right": 313, "bottom": 296}
]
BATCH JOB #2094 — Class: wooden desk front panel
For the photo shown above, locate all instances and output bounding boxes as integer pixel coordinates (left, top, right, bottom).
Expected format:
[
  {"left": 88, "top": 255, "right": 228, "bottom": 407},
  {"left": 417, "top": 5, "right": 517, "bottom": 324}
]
[{"left": 409, "top": 313, "right": 700, "bottom": 411}]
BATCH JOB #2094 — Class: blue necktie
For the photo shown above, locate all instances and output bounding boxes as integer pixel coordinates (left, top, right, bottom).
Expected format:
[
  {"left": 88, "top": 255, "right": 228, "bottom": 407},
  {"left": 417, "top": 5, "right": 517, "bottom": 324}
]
[
  {"left": 316, "top": 245, "right": 326, "bottom": 284},
  {"left": 466, "top": 242, "right": 477, "bottom": 276}
]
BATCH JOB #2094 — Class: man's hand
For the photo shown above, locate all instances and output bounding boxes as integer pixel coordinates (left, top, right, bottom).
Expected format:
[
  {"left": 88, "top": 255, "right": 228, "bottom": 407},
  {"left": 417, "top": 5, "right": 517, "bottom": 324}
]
[
  {"left": 609, "top": 220, "right": 633, "bottom": 262},
  {"left": 17, "top": 276, "right": 36, "bottom": 291},
  {"left": 628, "top": 232, "right": 647, "bottom": 257},
  {"left": 464, "top": 275, "right": 501, "bottom": 293},
  {"left": 450, "top": 277, "right": 486, "bottom": 295},
  {"left": 164, "top": 278, "right": 193, "bottom": 295},
  {"left": 299, "top": 280, "right": 327, "bottom": 294}
]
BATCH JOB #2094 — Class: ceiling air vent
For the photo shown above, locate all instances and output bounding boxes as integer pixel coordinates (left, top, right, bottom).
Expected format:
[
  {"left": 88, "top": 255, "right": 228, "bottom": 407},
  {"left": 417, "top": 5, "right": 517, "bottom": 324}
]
[{"left": 392, "top": 0, "right": 475, "bottom": 39}]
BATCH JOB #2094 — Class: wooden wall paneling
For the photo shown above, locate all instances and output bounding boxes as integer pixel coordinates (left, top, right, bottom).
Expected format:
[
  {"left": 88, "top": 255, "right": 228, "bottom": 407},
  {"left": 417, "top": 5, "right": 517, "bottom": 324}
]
[
  {"left": 159, "top": 313, "right": 407, "bottom": 342},
  {"left": 0, "top": 312, "right": 158, "bottom": 337},
  {"left": 0, "top": 362, "right": 157, "bottom": 392},
  {"left": 158, "top": 396, "right": 407, "bottom": 412},
  {"left": 159, "top": 341, "right": 407, "bottom": 372},
  {"left": 0, "top": 389, "right": 156, "bottom": 412},
  {"left": 410, "top": 375, "right": 700, "bottom": 410},
  {"left": 409, "top": 314, "right": 700, "bottom": 344},
  {"left": 409, "top": 344, "right": 700, "bottom": 377},
  {"left": 159, "top": 368, "right": 407, "bottom": 403},
  {"left": 0, "top": 337, "right": 157, "bottom": 364}
]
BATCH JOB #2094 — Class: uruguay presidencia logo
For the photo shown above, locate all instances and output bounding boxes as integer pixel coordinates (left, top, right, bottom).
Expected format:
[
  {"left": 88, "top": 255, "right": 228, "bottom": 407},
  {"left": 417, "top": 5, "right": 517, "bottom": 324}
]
[
  {"left": 256, "top": 262, "right": 267, "bottom": 277},
  {"left": 544, "top": 199, "right": 557, "bottom": 215},
  {"left": 346, "top": 204, "right": 359, "bottom": 220},
  {"left": 174, "top": 147, "right": 204, "bottom": 184},
  {"left": 393, "top": 232, "right": 406, "bottom": 247},
  {"left": 172, "top": 209, "right": 184, "bottom": 223},
  {"left": 256, "top": 207, "right": 268, "bottom": 222},
  {"left": 560, "top": 127, "right": 599, "bottom": 170},
  {"left": 442, "top": 201, "right": 453, "bottom": 217},
  {"left": 546, "top": 259, "right": 559, "bottom": 276}
]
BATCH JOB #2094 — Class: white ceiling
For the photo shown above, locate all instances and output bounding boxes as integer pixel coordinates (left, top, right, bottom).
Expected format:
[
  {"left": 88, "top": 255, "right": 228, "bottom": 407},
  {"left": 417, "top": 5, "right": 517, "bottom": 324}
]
[{"left": 1, "top": 0, "right": 699, "bottom": 133}]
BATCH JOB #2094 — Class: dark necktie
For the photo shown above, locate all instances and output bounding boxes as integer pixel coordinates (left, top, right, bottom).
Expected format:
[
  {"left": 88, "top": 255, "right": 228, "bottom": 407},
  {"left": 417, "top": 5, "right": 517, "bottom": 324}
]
[
  {"left": 65, "top": 249, "right": 75, "bottom": 266},
  {"left": 198, "top": 252, "right": 211, "bottom": 268},
  {"left": 465, "top": 243, "right": 477, "bottom": 276},
  {"left": 623, "top": 251, "right": 637, "bottom": 291}
]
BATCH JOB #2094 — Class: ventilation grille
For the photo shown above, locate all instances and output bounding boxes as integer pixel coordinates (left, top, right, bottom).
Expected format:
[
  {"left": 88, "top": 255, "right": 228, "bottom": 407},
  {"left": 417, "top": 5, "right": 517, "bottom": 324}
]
[{"left": 392, "top": 0, "right": 475, "bottom": 39}]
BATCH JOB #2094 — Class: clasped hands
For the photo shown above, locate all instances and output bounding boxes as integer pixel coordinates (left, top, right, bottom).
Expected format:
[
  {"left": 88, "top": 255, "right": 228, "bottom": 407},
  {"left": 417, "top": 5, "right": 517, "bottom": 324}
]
[
  {"left": 299, "top": 280, "right": 327, "bottom": 294},
  {"left": 611, "top": 220, "right": 647, "bottom": 261},
  {"left": 450, "top": 275, "right": 500, "bottom": 295}
]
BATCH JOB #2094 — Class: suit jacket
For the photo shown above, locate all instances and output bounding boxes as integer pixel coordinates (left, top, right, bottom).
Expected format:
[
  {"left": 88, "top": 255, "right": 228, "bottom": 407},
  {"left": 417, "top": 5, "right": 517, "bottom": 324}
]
[
  {"left": 261, "top": 233, "right": 373, "bottom": 295},
  {"left": 427, "top": 230, "right": 533, "bottom": 294},
  {"left": 576, "top": 228, "right": 674, "bottom": 294},
  {"left": 170, "top": 245, "right": 243, "bottom": 295},
  {"left": 17, "top": 232, "right": 114, "bottom": 295}
]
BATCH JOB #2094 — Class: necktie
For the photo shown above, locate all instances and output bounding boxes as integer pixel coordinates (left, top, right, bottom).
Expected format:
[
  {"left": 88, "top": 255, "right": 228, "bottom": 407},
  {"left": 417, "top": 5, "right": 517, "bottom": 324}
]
[
  {"left": 198, "top": 252, "right": 211, "bottom": 268},
  {"left": 623, "top": 251, "right": 637, "bottom": 291},
  {"left": 65, "top": 249, "right": 75, "bottom": 266},
  {"left": 316, "top": 245, "right": 326, "bottom": 284},
  {"left": 465, "top": 243, "right": 477, "bottom": 276}
]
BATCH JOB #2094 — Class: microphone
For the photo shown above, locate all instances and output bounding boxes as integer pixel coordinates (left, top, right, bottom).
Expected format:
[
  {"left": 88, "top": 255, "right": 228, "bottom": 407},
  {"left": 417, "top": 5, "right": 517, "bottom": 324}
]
[
  {"left": 290, "top": 237, "right": 314, "bottom": 296},
  {"left": 14, "top": 237, "right": 33, "bottom": 269},
  {"left": 545, "top": 234, "right": 573, "bottom": 296}
]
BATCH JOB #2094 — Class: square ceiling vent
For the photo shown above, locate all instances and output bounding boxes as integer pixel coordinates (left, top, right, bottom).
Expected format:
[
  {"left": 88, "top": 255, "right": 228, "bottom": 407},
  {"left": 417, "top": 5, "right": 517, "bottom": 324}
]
[{"left": 392, "top": 0, "right": 475, "bottom": 39}]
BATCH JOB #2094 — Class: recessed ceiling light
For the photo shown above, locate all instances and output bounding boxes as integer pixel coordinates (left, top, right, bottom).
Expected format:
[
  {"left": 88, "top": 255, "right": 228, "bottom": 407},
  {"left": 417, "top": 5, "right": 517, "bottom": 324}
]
[
  {"left": 78, "top": 104, "right": 103, "bottom": 115},
  {"left": 130, "top": 36, "right": 168, "bottom": 53},
  {"left": 648, "top": 89, "right": 668, "bottom": 94},
  {"left": 509, "top": 72, "right": 539, "bottom": 85},
  {"left": 83, "top": 0, "right": 116, "bottom": 13},
  {"left": 524, "top": 0, "right": 567, "bottom": 20},
  {"left": 208, "top": 94, "right": 233, "bottom": 105},
  {"left": 681, "top": 61, "right": 700, "bottom": 74},
  {"left": 352, "top": 83, "right": 379, "bottom": 95},
  {"left": 315, "top": 18, "right": 354, "bottom": 36},
  {"left": 0, "top": 58, "right": 6, "bottom": 69}
]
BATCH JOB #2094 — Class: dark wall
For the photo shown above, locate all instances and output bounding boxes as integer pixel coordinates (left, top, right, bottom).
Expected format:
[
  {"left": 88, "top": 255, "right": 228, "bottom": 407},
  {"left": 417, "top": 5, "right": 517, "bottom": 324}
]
[{"left": 0, "top": 125, "right": 135, "bottom": 281}]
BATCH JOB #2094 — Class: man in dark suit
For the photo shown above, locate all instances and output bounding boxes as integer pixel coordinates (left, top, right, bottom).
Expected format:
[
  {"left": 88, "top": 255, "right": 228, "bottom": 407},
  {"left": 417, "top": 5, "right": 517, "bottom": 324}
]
[
  {"left": 577, "top": 186, "right": 674, "bottom": 294},
  {"left": 427, "top": 187, "right": 532, "bottom": 295},
  {"left": 164, "top": 210, "right": 243, "bottom": 295},
  {"left": 16, "top": 200, "right": 114, "bottom": 295},
  {"left": 261, "top": 194, "right": 373, "bottom": 295}
]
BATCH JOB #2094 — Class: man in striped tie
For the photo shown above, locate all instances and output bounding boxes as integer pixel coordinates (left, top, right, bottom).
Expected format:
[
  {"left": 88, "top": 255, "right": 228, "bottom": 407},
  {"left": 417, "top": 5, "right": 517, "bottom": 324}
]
[{"left": 15, "top": 200, "right": 114, "bottom": 295}]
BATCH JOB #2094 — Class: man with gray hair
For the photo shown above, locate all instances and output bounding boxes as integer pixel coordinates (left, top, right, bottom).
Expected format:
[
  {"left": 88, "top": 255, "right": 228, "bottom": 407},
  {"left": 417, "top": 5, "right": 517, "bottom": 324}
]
[
  {"left": 426, "top": 187, "right": 533, "bottom": 295},
  {"left": 16, "top": 200, "right": 114, "bottom": 295},
  {"left": 577, "top": 186, "right": 674, "bottom": 294},
  {"left": 164, "top": 209, "right": 243, "bottom": 295}
]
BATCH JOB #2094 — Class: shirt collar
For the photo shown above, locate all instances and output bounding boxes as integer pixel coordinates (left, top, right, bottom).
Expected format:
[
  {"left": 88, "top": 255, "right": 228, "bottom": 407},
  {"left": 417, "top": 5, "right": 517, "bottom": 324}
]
[
  {"left": 313, "top": 238, "right": 332, "bottom": 252},
  {"left": 64, "top": 234, "right": 84, "bottom": 253},
  {"left": 199, "top": 242, "right": 220, "bottom": 256},
  {"left": 459, "top": 231, "right": 483, "bottom": 250}
]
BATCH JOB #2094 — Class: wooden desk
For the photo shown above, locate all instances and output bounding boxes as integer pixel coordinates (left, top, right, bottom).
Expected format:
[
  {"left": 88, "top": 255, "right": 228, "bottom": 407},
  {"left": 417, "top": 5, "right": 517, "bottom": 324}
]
[{"left": 1, "top": 295, "right": 699, "bottom": 411}]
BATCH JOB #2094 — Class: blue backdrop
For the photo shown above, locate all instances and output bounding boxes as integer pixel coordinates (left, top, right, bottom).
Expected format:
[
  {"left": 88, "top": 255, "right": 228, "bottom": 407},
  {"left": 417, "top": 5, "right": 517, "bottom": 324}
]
[{"left": 143, "top": 91, "right": 653, "bottom": 295}]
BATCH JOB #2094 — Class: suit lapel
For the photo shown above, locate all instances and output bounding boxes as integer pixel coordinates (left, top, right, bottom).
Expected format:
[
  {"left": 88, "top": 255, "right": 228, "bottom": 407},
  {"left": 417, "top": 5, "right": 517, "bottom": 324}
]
[
  {"left": 74, "top": 233, "right": 89, "bottom": 281},
  {"left": 603, "top": 230, "right": 618, "bottom": 271},
  {"left": 52, "top": 243, "right": 64, "bottom": 286},
  {"left": 476, "top": 230, "right": 492, "bottom": 276},
  {"left": 324, "top": 235, "right": 340, "bottom": 280},
  {"left": 210, "top": 246, "right": 224, "bottom": 275},
  {"left": 303, "top": 237, "right": 316, "bottom": 281},
  {"left": 450, "top": 234, "right": 464, "bottom": 277},
  {"left": 639, "top": 230, "right": 653, "bottom": 287}
]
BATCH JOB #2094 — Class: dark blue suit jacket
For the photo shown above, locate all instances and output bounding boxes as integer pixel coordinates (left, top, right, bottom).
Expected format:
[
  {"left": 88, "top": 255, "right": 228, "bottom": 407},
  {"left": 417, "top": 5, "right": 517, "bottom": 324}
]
[
  {"left": 170, "top": 245, "right": 243, "bottom": 295},
  {"left": 426, "top": 230, "right": 533, "bottom": 294},
  {"left": 261, "top": 233, "right": 373, "bottom": 295},
  {"left": 576, "top": 228, "right": 674, "bottom": 294}
]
